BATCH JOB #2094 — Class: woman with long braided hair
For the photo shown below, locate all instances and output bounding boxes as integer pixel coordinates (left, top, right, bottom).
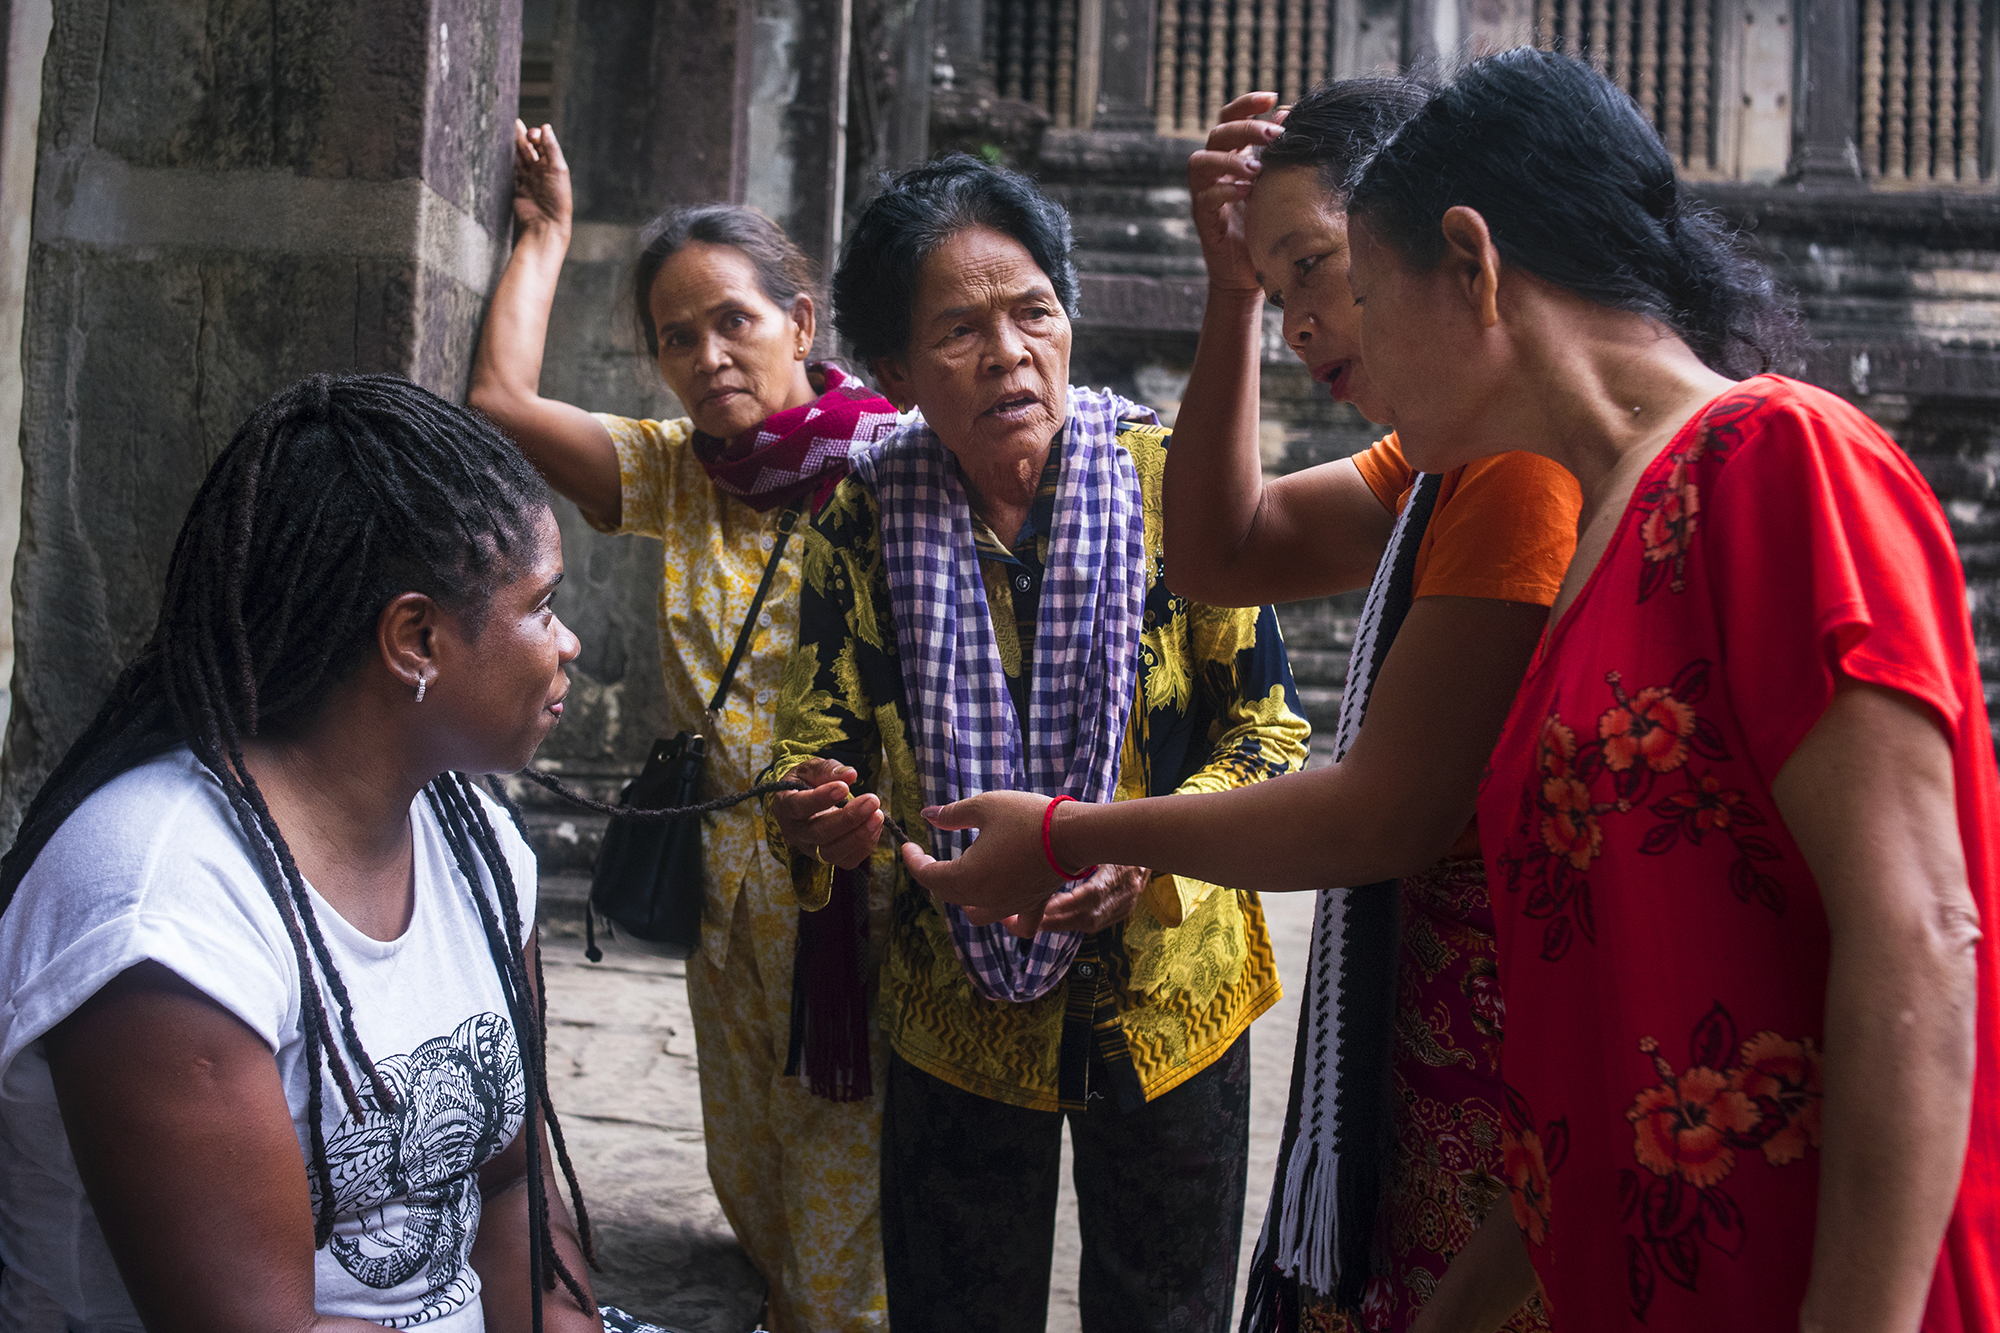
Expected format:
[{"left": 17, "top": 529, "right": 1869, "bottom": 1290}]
[{"left": 0, "top": 374, "right": 628, "bottom": 1332}]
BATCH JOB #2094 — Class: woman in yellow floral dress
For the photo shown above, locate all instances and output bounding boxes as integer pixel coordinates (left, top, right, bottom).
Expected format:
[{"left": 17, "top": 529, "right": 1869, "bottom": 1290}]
[{"left": 469, "top": 121, "right": 896, "bottom": 1333}]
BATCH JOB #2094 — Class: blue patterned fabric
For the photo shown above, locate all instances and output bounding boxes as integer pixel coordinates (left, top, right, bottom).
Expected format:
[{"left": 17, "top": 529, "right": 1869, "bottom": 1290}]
[{"left": 848, "top": 387, "right": 1153, "bottom": 1002}]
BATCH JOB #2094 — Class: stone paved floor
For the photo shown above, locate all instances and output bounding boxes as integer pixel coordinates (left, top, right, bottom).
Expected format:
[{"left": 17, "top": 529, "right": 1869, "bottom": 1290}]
[
  {"left": 539, "top": 888, "right": 1315, "bottom": 1333},
  {"left": 540, "top": 938, "right": 764, "bottom": 1333}
]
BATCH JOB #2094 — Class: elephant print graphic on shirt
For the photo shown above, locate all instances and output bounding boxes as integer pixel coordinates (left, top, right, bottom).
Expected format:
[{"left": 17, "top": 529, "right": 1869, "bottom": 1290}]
[{"left": 314, "top": 1012, "right": 526, "bottom": 1327}]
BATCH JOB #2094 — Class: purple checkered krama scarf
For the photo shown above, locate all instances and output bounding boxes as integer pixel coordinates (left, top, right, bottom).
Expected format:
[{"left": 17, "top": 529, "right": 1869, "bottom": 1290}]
[{"left": 848, "top": 386, "right": 1152, "bottom": 1002}]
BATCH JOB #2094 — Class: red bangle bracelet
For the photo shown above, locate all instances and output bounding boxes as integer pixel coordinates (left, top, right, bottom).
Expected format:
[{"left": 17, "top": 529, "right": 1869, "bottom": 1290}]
[{"left": 1041, "top": 796, "right": 1098, "bottom": 881}]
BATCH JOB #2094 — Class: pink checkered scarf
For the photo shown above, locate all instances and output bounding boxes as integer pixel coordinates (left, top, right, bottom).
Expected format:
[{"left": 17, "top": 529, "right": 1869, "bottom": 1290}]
[{"left": 691, "top": 362, "right": 900, "bottom": 512}]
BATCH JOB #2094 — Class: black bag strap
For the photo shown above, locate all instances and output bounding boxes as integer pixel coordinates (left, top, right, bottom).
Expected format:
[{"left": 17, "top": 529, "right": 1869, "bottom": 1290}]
[{"left": 706, "top": 497, "right": 807, "bottom": 718}]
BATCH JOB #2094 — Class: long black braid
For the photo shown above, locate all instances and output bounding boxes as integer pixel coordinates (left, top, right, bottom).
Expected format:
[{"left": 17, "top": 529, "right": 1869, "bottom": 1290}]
[
  {"left": 519, "top": 769, "right": 915, "bottom": 846},
  {"left": 0, "top": 374, "right": 594, "bottom": 1329}
]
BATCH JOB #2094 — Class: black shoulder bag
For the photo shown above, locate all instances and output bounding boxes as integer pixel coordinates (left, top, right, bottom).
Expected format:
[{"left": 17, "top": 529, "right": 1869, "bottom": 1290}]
[{"left": 584, "top": 498, "right": 805, "bottom": 962}]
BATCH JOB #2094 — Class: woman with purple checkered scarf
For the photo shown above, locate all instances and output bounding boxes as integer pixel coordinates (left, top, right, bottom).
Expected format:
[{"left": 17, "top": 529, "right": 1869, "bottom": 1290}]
[{"left": 760, "top": 155, "right": 1312, "bottom": 1332}]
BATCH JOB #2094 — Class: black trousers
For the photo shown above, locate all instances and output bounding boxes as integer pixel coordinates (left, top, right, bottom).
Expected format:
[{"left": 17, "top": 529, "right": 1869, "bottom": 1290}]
[{"left": 880, "top": 1033, "right": 1252, "bottom": 1333}]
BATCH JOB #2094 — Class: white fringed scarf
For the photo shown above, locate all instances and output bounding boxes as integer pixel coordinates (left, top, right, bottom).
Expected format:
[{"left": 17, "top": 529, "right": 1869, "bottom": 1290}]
[{"left": 1242, "top": 472, "right": 1443, "bottom": 1327}]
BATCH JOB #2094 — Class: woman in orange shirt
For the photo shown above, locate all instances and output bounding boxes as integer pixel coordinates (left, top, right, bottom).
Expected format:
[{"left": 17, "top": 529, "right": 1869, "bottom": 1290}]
[{"left": 904, "top": 80, "right": 1581, "bottom": 1333}]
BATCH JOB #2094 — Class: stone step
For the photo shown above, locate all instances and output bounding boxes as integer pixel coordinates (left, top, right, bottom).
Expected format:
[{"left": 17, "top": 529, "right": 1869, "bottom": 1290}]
[
  {"left": 500, "top": 768, "right": 622, "bottom": 875},
  {"left": 502, "top": 768, "right": 633, "bottom": 808},
  {"left": 1058, "top": 188, "right": 1204, "bottom": 225},
  {"left": 1033, "top": 128, "right": 1201, "bottom": 186},
  {"left": 1275, "top": 599, "right": 1356, "bottom": 739},
  {"left": 1069, "top": 245, "right": 1208, "bottom": 279},
  {"left": 1274, "top": 594, "right": 1362, "bottom": 649},
  {"left": 523, "top": 806, "right": 605, "bottom": 876},
  {"left": 537, "top": 872, "right": 594, "bottom": 935},
  {"left": 1295, "top": 685, "right": 1342, "bottom": 730},
  {"left": 1064, "top": 214, "right": 1206, "bottom": 269},
  {"left": 1284, "top": 647, "right": 1349, "bottom": 690}
]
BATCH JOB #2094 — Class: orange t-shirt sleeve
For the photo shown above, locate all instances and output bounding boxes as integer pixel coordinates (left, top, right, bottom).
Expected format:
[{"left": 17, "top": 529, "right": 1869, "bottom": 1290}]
[
  {"left": 1416, "top": 451, "right": 1581, "bottom": 607},
  {"left": 1348, "top": 433, "right": 1414, "bottom": 515},
  {"left": 1346, "top": 432, "right": 1580, "bottom": 605}
]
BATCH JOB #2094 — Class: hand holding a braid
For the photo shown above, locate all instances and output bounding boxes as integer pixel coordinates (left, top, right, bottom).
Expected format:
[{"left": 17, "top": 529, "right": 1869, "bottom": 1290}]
[{"left": 772, "top": 758, "right": 885, "bottom": 870}]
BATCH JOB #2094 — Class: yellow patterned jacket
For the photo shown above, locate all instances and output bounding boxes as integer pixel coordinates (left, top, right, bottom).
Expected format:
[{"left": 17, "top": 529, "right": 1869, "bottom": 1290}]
[{"left": 762, "top": 422, "right": 1310, "bottom": 1111}]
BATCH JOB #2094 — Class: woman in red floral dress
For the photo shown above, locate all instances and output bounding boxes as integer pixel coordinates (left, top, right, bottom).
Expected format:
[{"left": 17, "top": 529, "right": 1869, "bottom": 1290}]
[{"left": 1332, "top": 46, "right": 2000, "bottom": 1333}]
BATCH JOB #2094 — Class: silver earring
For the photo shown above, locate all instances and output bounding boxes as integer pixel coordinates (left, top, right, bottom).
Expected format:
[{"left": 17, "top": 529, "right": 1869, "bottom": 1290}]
[{"left": 415, "top": 675, "right": 428, "bottom": 704}]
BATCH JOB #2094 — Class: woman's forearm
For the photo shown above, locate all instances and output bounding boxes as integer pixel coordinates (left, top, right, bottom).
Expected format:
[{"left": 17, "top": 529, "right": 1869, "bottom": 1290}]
[
  {"left": 1047, "top": 597, "right": 1545, "bottom": 891},
  {"left": 1050, "top": 762, "right": 1452, "bottom": 893},
  {"left": 467, "top": 218, "right": 627, "bottom": 524},
  {"left": 1409, "top": 1199, "right": 1539, "bottom": 1333},
  {"left": 1776, "top": 683, "right": 1981, "bottom": 1333},
  {"left": 1162, "top": 284, "right": 1267, "bottom": 605},
  {"left": 1801, "top": 911, "right": 1977, "bottom": 1332},
  {"left": 470, "top": 1165, "right": 600, "bottom": 1333},
  {"left": 470, "top": 221, "right": 571, "bottom": 412},
  {"left": 913, "top": 599, "right": 1539, "bottom": 916}
]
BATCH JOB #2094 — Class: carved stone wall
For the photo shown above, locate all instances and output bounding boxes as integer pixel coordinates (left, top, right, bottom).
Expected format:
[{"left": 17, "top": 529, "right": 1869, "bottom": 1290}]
[{"left": 0, "top": 0, "right": 521, "bottom": 833}]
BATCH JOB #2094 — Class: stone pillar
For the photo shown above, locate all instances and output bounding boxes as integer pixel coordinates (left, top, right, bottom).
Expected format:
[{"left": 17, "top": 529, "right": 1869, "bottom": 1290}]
[
  {"left": 0, "top": 0, "right": 53, "bottom": 735},
  {"left": 1092, "top": 0, "right": 1158, "bottom": 131},
  {"left": 844, "top": 0, "right": 936, "bottom": 219},
  {"left": 1333, "top": 0, "right": 1407, "bottom": 80},
  {"left": 743, "top": 0, "right": 855, "bottom": 279},
  {"left": 1787, "top": 0, "right": 1862, "bottom": 183},
  {"left": 935, "top": 0, "right": 990, "bottom": 92},
  {"left": 1401, "top": 0, "right": 1457, "bottom": 68},
  {"left": 539, "top": 0, "right": 747, "bottom": 428},
  {"left": 559, "top": 0, "right": 745, "bottom": 223},
  {"left": 887, "top": 0, "right": 936, "bottom": 169},
  {"left": 0, "top": 0, "right": 520, "bottom": 830},
  {"left": 1714, "top": 0, "right": 1796, "bottom": 185}
]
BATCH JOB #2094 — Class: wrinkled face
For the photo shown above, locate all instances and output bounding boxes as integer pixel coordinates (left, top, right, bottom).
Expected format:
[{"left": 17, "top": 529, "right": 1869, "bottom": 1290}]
[
  {"left": 1345, "top": 216, "right": 1502, "bottom": 473},
  {"left": 428, "top": 507, "right": 581, "bottom": 775},
  {"left": 649, "top": 242, "right": 812, "bottom": 439},
  {"left": 1244, "top": 166, "right": 1386, "bottom": 422},
  {"left": 877, "top": 226, "right": 1071, "bottom": 471}
]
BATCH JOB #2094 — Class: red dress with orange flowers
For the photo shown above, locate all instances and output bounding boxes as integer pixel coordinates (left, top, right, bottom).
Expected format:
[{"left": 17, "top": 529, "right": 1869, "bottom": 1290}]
[{"left": 1476, "top": 376, "right": 2000, "bottom": 1330}]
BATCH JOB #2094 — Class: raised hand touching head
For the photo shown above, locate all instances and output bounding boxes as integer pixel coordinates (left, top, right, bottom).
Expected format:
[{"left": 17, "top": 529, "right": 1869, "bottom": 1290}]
[{"left": 1187, "top": 91, "right": 1288, "bottom": 294}]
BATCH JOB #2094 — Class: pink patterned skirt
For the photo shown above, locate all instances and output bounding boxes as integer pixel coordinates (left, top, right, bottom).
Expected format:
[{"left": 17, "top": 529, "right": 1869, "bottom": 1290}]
[{"left": 1300, "top": 856, "right": 1551, "bottom": 1333}]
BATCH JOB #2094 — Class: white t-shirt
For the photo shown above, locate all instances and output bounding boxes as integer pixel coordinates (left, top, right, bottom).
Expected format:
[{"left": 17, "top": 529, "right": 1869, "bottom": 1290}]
[{"left": 0, "top": 749, "right": 538, "bottom": 1332}]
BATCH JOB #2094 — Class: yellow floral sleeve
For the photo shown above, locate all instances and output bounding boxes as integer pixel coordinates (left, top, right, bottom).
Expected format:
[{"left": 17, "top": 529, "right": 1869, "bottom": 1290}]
[{"left": 592, "top": 413, "right": 696, "bottom": 540}]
